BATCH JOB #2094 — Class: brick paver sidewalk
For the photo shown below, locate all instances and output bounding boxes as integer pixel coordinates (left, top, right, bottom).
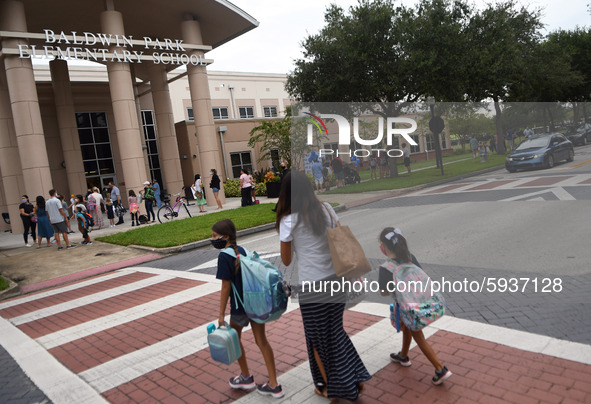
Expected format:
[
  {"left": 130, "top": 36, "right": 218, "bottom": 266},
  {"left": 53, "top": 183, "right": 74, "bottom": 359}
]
[{"left": 1, "top": 267, "right": 590, "bottom": 403}]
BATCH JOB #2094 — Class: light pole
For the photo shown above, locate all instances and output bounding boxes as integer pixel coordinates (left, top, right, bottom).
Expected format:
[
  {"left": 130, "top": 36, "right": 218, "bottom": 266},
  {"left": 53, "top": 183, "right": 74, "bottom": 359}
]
[{"left": 428, "top": 97, "right": 445, "bottom": 176}]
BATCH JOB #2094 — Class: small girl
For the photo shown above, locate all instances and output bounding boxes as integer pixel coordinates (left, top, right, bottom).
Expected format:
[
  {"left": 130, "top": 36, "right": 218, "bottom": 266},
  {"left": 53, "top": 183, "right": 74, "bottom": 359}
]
[
  {"left": 128, "top": 190, "right": 140, "bottom": 226},
  {"left": 105, "top": 198, "right": 115, "bottom": 228},
  {"left": 213, "top": 219, "right": 284, "bottom": 398},
  {"left": 378, "top": 227, "right": 452, "bottom": 385},
  {"left": 75, "top": 206, "right": 92, "bottom": 246}
]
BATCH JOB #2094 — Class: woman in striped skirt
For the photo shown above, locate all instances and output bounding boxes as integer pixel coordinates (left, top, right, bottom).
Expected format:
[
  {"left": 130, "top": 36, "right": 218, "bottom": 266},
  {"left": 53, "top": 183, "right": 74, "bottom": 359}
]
[{"left": 276, "top": 171, "right": 370, "bottom": 401}]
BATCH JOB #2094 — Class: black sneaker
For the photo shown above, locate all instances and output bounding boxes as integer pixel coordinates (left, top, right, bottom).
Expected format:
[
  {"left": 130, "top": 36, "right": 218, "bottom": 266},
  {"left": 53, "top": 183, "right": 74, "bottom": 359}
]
[
  {"left": 390, "top": 352, "right": 411, "bottom": 367},
  {"left": 66, "top": 245, "right": 77, "bottom": 250},
  {"left": 57, "top": 247, "right": 64, "bottom": 251},
  {"left": 229, "top": 374, "right": 255, "bottom": 390},
  {"left": 432, "top": 366, "right": 452, "bottom": 385},
  {"left": 257, "top": 383, "right": 284, "bottom": 399}
]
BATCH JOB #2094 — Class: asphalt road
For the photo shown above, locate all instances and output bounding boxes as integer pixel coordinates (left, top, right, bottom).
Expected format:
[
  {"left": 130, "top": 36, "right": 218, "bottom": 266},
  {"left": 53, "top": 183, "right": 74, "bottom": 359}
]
[{"left": 142, "top": 144, "right": 591, "bottom": 344}]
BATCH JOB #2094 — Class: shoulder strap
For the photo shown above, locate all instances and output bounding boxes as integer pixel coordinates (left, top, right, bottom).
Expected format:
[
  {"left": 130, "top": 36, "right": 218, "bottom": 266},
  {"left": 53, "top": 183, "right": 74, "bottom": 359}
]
[{"left": 321, "top": 202, "right": 339, "bottom": 229}]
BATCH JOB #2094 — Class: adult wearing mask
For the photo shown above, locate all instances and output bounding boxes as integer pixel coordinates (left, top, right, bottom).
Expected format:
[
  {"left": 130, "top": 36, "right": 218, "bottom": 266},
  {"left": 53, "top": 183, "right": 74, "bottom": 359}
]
[
  {"left": 88, "top": 187, "right": 105, "bottom": 230},
  {"left": 140, "top": 181, "right": 156, "bottom": 223},
  {"left": 46, "top": 189, "right": 75, "bottom": 250},
  {"left": 19, "top": 195, "right": 36, "bottom": 247},
  {"left": 109, "top": 181, "right": 124, "bottom": 225},
  {"left": 192, "top": 174, "right": 207, "bottom": 213},
  {"left": 209, "top": 168, "right": 223, "bottom": 210}
]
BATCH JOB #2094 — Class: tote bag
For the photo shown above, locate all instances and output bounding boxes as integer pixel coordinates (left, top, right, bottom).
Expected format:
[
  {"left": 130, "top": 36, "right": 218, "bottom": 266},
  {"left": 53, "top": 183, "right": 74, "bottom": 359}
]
[{"left": 323, "top": 204, "right": 371, "bottom": 278}]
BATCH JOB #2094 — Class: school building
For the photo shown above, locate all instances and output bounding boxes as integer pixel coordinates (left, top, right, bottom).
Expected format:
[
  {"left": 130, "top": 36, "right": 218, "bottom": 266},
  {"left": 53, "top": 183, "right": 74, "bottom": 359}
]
[{"left": 0, "top": 0, "right": 451, "bottom": 234}]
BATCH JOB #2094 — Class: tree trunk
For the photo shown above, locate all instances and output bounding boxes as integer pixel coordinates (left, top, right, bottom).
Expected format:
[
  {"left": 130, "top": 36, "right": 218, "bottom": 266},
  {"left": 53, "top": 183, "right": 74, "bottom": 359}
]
[{"left": 494, "top": 99, "right": 506, "bottom": 154}]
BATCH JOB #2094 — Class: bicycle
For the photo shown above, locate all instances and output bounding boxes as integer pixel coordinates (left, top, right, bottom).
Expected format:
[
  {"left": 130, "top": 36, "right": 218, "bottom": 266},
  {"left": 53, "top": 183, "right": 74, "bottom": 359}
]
[{"left": 157, "top": 192, "right": 192, "bottom": 223}]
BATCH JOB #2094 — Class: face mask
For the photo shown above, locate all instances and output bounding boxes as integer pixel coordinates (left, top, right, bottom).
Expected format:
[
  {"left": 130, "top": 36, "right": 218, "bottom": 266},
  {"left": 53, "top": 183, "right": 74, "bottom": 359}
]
[
  {"left": 211, "top": 237, "right": 227, "bottom": 249},
  {"left": 380, "top": 245, "right": 388, "bottom": 256},
  {"left": 75, "top": 199, "right": 79, "bottom": 203},
  {"left": 22, "top": 199, "right": 27, "bottom": 203}
]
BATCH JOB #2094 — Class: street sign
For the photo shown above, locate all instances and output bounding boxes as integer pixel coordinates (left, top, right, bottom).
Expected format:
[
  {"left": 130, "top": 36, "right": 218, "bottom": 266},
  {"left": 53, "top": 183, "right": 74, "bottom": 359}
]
[{"left": 429, "top": 116, "right": 445, "bottom": 134}]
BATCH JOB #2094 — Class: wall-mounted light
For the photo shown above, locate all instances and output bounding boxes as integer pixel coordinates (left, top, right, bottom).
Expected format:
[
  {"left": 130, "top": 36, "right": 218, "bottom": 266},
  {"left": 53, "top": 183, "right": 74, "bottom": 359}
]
[{"left": 181, "top": 155, "right": 188, "bottom": 159}]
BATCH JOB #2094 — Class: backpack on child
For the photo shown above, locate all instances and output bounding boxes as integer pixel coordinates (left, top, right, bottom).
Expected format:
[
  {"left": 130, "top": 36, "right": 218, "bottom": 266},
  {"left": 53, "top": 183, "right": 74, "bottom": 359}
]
[
  {"left": 78, "top": 211, "right": 94, "bottom": 229},
  {"left": 222, "top": 247, "right": 288, "bottom": 324},
  {"left": 383, "top": 260, "right": 445, "bottom": 332}
]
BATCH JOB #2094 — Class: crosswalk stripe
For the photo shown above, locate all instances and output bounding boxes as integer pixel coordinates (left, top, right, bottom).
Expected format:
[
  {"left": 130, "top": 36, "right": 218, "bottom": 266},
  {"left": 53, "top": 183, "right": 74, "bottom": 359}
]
[
  {"left": 0, "top": 316, "right": 108, "bottom": 404},
  {"left": 37, "top": 282, "right": 221, "bottom": 349},
  {"left": 0, "top": 270, "right": 133, "bottom": 310},
  {"left": 10, "top": 274, "right": 173, "bottom": 326},
  {"left": 79, "top": 299, "right": 301, "bottom": 393}
]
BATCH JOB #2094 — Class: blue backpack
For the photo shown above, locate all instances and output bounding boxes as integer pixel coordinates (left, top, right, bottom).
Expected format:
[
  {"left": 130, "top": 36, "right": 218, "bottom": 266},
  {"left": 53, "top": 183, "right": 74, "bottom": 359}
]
[{"left": 223, "top": 247, "right": 288, "bottom": 324}]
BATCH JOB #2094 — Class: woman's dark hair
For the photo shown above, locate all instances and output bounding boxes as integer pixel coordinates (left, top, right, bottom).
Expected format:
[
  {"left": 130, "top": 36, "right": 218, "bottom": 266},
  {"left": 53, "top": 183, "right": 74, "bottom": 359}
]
[
  {"left": 76, "top": 194, "right": 84, "bottom": 203},
  {"left": 276, "top": 171, "right": 327, "bottom": 236},
  {"left": 241, "top": 168, "right": 249, "bottom": 175},
  {"left": 194, "top": 173, "right": 200, "bottom": 182},
  {"left": 36, "top": 195, "right": 45, "bottom": 209},
  {"left": 22, "top": 195, "right": 29, "bottom": 201},
  {"left": 212, "top": 219, "right": 240, "bottom": 274},
  {"left": 129, "top": 190, "right": 136, "bottom": 197},
  {"left": 211, "top": 168, "right": 217, "bottom": 175},
  {"left": 379, "top": 227, "right": 411, "bottom": 263}
]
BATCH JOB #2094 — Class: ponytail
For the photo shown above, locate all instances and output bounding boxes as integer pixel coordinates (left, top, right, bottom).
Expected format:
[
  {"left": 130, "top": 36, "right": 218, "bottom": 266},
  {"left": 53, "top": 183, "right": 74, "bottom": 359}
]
[{"left": 212, "top": 219, "right": 240, "bottom": 274}]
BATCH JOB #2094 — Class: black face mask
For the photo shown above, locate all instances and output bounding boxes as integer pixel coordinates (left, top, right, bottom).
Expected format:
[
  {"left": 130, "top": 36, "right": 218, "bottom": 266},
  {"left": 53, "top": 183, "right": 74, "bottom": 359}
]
[{"left": 211, "top": 237, "right": 227, "bottom": 249}]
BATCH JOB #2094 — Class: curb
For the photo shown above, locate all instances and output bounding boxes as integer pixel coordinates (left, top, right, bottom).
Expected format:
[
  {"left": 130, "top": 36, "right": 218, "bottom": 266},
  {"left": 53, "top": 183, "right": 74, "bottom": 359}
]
[{"left": 0, "top": 277, "right": 21, "bottom": 301}]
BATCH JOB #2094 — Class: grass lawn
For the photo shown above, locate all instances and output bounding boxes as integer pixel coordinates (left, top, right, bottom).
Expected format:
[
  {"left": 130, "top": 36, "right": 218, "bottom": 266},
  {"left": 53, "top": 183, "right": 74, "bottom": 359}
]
[
  {"left": 96, "top": 203, "right": 277, "bottom": 248},
  {"left": 326, "top": 153, "right": 505, "bottom": 194},
  {"left": 0, "top": 276, "right": 9, "bottom": 291}
]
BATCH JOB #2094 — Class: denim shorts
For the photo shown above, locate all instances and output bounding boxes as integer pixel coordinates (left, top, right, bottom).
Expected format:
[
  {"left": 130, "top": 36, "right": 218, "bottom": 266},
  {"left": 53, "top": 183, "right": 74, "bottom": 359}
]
[
  {"left": 212, "top": 187, "right": 219, "bottom": 193},
  {"left": 231, "top": 313, "right": 249, "bottom": 327}
]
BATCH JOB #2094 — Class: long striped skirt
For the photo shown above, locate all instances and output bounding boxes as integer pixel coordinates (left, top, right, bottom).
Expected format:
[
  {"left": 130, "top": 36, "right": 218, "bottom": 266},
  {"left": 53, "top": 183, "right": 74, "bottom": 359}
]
[{"left": 300, "top": 301, "right": 371, "bottom": 401}]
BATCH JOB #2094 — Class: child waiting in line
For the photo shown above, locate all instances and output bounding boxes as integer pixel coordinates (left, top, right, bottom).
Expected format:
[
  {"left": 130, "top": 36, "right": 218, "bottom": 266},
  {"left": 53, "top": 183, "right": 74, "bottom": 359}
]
[
  {"left": 75, "top": 206, "right": 92, "bottom": 246},
  {"left": 377, "top": 227, "right": 451, "bottom": 385},
  {"left": 105, "top": 198, "right": 115, "bottom": 228},
  {"left": 212, "top": 219, "right": 284, "bottom": 398}
]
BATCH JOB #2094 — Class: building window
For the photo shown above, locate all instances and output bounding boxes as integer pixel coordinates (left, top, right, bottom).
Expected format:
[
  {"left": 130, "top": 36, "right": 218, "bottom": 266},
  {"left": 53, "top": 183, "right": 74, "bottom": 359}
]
[
  {"left": 441, "top": 134, "right": 447, "bottom": 149},
  {"left": 270, "top": 149, "right": 280, "bottom": 171},
  {"left": 427, "top": 134, "right": 435, "bottom": 151},
  {"left": 239, "top": 106, "right": 254, "bottom": 119},
  {"left": 410, "top": 135, "right": 420, "bottom": 153},
  {"left": 263, "top": 106, "right": 278, "bottom": 118},
  {"left": 141, "top": 110, "right": 162, "bottom": 185},
  {"left": 187, "top": 107, "right": 194, "bottom": 121},
  {"left": 212, "top": 107, "right": 229, "bottom": 120},
  {"left": 230, "top": 151, "right": 253, "bottom": 178},
  {"left": 76, "top": 112, "right": 116, "bottom": 190},
  {"left": 324, "top": 142, "right": 339, "bottom": 155}
]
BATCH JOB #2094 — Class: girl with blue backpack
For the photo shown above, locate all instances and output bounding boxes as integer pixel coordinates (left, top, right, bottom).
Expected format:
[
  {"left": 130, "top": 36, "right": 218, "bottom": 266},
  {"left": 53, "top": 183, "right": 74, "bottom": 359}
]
[
  {"left": 212, "top": 219, "right": 284, "bottom": 399},
  {"left": 377, "top": 227, "right": 451, "bottom": 385}
]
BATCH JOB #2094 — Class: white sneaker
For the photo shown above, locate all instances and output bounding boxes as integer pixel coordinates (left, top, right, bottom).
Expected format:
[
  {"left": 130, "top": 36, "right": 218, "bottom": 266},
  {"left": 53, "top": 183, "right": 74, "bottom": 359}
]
[{"left": 25, "top": 243, "right": 32, "bottom": 247}]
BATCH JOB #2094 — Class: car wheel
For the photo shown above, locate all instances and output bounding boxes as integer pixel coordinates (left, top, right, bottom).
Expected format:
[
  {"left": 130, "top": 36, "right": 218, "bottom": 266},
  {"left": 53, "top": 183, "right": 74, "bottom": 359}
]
[
  {"left": 507, "top": 168, "right": 517, "bottom": 173},
  {"left": 567, "top": 149, "right": 574, "bottom": 162},
  {"left": 546, "top": 154, "right": 554, "bottom": 169}
]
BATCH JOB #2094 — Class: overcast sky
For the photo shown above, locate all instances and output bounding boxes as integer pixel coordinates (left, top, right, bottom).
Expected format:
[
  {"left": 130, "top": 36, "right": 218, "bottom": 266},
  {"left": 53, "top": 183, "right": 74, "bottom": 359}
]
[{"left": 207, "top": 0, "right": 590, "bottom": 74}]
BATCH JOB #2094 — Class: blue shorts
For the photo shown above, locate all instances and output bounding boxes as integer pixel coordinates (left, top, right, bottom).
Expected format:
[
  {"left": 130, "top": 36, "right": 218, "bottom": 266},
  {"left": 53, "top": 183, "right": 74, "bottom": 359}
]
[{"left": 212, "top": 187, "right": 219, "bottom": 193}]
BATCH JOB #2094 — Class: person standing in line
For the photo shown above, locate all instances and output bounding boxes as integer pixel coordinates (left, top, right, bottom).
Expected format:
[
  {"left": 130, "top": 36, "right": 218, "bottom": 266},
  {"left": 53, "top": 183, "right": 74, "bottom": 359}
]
[
  {"left": 276, "top": 171, "right": 370, "bottom": 401},
  {"left": 109, "top": 181, "right": 124, "bottom": 225},
  {"left": 193, "top": 174, "right": 207, "bottom": 213},
  {"left": 212, "top": 219, "right": 284, "bottom": 398},
  {"left": 330, "top": 156, "right": 345, "bottom": 188},
  {"left": 34, "top": 195, "right": 53, "bottom": 249},
  {"left": 46, "top": 189, "right": 75, "bottom": 250},
  {"left": 271, "top": 162, "right": 290, "bottom": 213},
  {"left": 58, "top": 195, "right": 74, "bottom": 234},
  {"left": 489, "top": 136, "right": 497, "bottom": 153},
  {"left": 379, "top": 153, "right": 389, "bottom": 178},
  {"left": 89, "top": 187, "right": 105, "bottom": 230},
  {"left": 311, "top": 158, "right": 324, "bottom": 192},
  {"left": 75, "top": 206, "right": 92, "bottom": 246},
  {"left": 377, "top": 228, "right": 452, "bottom": 385},
  {"left": 105, "top": 198, "right": 115, "bottom": 227},
  {"left": 469, "top": 135, "right": 479, "bottom": 158},
  {"left": 140, "top": 181, "right": 156, "bottom": 223},
  {"left": 152, "top": 179, "right": 162, "bottom": 210},
  {"left": 249, "top": 172, "right": 258, "bottom": 203},
  {"left": 19, "top": 195, "right": 36, "bottom": 247},
  {"left": 209, "top": 168, "right": 223, "bottom": 210},
  {"left": 369, "top": 154, "right": 378, "bottom": 180},
  {"left": 128, "top": 190, "right": 140, "bottom": 226},
  {"left": 402, "top": 143, "right": 411, "bottom": 174},
  {"left": 239, "top": 169, "right": 253, "bottom": 207},
  {"left": 524, "top": 126, "right": 534, "bottom": 139}
]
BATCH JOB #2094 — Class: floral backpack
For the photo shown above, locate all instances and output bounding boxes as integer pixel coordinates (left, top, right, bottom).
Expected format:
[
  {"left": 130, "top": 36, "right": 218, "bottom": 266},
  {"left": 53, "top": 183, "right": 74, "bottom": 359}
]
[
  {"left": 87, "top": 195, "right": 96, "bottom": 212},
  {"left": 382, "top": 259, "right": 445, "bottom": 332}
]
